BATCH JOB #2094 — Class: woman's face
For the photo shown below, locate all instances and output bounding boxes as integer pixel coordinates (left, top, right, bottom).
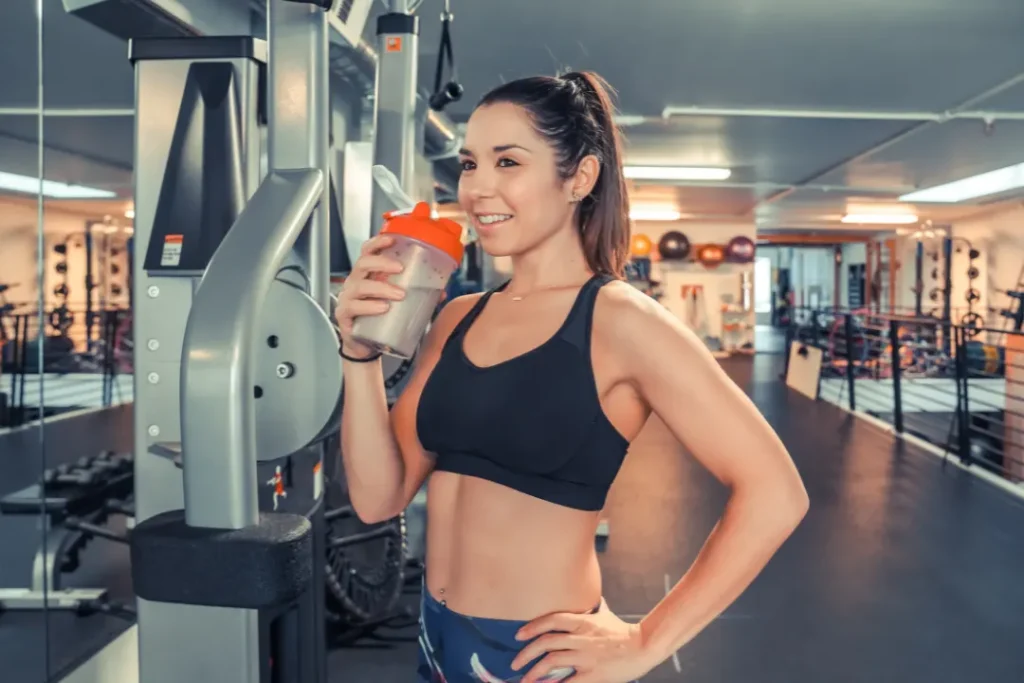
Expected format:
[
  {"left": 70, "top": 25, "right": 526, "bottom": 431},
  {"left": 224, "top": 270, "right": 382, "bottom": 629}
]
[{"left": 457, "top": 102, "right": 576, "bottom": 257}]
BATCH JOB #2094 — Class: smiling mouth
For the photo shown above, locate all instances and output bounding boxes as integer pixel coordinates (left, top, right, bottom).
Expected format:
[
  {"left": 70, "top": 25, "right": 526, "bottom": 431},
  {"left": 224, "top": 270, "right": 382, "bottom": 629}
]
[{"left": 476, "top": 213, "right": 513, "bottom": 227}]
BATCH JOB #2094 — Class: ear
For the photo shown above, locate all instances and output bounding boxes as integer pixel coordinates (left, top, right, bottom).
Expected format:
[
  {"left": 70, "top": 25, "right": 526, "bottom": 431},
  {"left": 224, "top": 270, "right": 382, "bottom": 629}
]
[{"left": 570, "top": 154, "right": 601, "bottom": 200}]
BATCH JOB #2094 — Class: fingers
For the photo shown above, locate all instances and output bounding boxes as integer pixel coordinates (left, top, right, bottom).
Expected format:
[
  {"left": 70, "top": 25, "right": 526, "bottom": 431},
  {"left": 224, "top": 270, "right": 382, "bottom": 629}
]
[
  {"left": 345, "top": 298, "right": 392, "bottom": 317},
  {"left": 516, "top": 613, "right": 585, "bottom": 642},
  {"left": 351, "top": 253, "right": 404, "bottom": 278},
  {"left": 359, "top": 234, "right": 395, "bottom": 256},
  {"left": 520, "top": 652, "right": 579, "bottom": 683},
  {"left": 511, "top": 633, "right": 584, "bottom": 672},
  {"left": 346, "top": 278, "right": 406, "bottom": 302}
]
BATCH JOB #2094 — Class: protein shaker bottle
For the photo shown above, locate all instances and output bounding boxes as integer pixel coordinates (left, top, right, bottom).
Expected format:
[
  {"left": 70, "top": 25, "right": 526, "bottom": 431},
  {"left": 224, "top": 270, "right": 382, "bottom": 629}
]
[{"left": 349, "top": 184, "right": 464, "bottom": 359}]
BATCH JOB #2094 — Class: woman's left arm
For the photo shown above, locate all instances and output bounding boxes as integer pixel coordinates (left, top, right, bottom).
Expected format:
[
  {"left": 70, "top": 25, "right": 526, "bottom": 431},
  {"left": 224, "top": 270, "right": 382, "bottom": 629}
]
[
  {"left": 513, "top": 287, "right": 809, "bottom": 683},
  {"left": 617, "top": 290, "right": 810, "bottom": 667}
]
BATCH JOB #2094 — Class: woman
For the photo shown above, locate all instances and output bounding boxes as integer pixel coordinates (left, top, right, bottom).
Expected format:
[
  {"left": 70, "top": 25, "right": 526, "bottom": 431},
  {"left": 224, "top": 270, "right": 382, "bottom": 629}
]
[{"left": 335, "top": 71, "right": 809, "bottom": 683}]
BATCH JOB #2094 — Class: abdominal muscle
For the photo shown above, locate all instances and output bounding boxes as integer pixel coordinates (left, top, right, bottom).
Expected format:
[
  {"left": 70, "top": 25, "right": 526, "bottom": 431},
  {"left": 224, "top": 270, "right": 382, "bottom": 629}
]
[{"left": 424, "top": 470, "right": 603, "bottom": 620}]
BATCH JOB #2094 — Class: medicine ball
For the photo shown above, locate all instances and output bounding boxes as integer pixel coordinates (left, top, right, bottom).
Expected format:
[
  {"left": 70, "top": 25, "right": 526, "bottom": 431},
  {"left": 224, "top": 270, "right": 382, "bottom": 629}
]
[
  {"left": 657, "top": 231, "right": 690, "bottom": 261},
  {"left": 698, "top": 244, "right": 725, "bottom": 268},
  {"left": 631, "top": 233, "right": 653, "bottom": 258},
  {"left": 726, "top": 236, "right": 755, "bottom": 263}
]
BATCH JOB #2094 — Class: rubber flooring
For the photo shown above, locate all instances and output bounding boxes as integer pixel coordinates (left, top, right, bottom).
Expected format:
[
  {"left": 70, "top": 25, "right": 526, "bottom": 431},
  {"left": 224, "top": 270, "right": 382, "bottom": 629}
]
[{"left": 328, "top": 355, "right": 1024, "bottom": 682}]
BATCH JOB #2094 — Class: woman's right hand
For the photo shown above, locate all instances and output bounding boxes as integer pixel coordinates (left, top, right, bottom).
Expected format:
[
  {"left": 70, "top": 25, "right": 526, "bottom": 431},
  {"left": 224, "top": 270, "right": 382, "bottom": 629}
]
[{"left": 335, "top": 234, "right": 407, "bottom": 358}]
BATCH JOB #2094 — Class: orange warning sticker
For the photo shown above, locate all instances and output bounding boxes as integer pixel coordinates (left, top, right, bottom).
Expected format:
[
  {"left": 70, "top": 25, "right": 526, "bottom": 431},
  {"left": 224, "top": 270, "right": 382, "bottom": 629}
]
[
  {"left": 386, "top": 36, "right": 402, "bottom": 52},
  {"left": 161, "top": 234, "right": 184, "bottom": 266},
  {"left": 313, "top": 461, "right": 323, "bottom": 500}
]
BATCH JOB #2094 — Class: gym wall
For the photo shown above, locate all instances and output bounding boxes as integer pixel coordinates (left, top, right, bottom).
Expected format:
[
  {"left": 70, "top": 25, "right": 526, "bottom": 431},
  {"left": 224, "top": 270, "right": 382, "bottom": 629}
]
[
  {"left": 0, "top": 199, "right": 130, "bottom": 349},
  {"left": 952, "top": 204, "right": 1024, "bottom": 331},
  {"left": 757, "top": 246, "right": 836, "bottom": 309},
  {"left": 893, "top": 237, "right": 920, "bottom": 313},
  {"left": 635, "top": 220, "right": 757, "bottom": 346}
]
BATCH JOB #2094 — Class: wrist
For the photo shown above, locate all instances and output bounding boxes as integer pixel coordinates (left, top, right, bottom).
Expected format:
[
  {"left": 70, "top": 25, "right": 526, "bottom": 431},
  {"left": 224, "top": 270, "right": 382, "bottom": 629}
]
[
  {"left": 340, "top": 342, "right": 381, "bottom": 363},
  {"left": 636, "top": 614, "right": 674, "bottom": 669}
]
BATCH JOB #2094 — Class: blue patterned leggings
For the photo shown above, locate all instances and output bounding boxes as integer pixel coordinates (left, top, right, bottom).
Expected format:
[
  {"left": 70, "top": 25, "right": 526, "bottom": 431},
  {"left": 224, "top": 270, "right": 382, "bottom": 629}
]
[{"left": 416, "top": 587, "right": 593, "bottom": 683}]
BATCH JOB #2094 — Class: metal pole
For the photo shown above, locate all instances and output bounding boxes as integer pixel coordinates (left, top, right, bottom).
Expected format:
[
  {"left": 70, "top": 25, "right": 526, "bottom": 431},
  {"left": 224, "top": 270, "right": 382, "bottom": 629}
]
[
  {"left": 890, "top": 319, "right": 903, "bottom": 433},
  {"left": 956, "top": 326, "right": 973, "bottom": 465},
  {"left": 942, "top": 236, "right": 953, "bottom": 355},
  {"left": 914, "top": 240, "right": 923, "bottom": 316},
  {"left": 370, "top": 2, "right": 420, "bottom": 235},
  {"left": 268, "top": 0, "right": 331, "bottom": 310},
  {"left": 0, "top": 107, "right": 135, "bottom": 116},
  {"left": 845, "top": 314, "right": 857, "bottom": 412},
  {"left": 661, "top": 105, "right": 1024, "bottom": 122}
]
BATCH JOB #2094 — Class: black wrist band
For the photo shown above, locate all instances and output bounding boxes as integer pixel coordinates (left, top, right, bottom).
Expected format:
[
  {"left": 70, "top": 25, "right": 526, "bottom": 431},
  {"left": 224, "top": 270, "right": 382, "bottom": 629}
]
[{"left": 340, "top": 347, "right": 382, "bottom": 363}]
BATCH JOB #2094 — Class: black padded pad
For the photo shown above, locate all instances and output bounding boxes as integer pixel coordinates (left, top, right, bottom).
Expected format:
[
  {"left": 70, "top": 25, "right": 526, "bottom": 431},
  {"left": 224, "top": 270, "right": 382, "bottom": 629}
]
[{"left": 130, "top": 510, "right": 313, "bottom": 610}]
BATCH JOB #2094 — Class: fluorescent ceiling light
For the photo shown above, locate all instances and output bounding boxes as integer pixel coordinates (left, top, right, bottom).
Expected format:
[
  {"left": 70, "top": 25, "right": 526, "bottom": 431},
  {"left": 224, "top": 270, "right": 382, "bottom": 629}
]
[
  {"left": 630, "top": 208, "right": 682, "bottom": 221},
  {"left": 841, "top": 213, "right": 918, "bottom": 225},
  {"left": 899, "top": 162, "right": 1024, "bottom": 203},
  {"left": 0, "top": 171, "right": 117, "bottom": 199},
  {"left": 625, "top": 166, "right": 732, "bottom": 181}
]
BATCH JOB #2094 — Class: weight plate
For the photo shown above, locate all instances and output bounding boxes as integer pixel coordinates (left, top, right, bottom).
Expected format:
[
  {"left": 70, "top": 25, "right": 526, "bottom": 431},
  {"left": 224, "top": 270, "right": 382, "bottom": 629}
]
[
  {"left": 253, "top": 277, "right": 343, "bottom": 461},
  {"left": 961, "top": 312, "right": 984, "bottom": 337}
]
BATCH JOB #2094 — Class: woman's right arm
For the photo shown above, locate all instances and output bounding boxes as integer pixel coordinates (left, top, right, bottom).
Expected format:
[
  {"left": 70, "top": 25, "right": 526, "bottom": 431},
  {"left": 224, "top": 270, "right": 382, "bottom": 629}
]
[{"left": 335, "top": 235, "right": 478, "bottom": 523}]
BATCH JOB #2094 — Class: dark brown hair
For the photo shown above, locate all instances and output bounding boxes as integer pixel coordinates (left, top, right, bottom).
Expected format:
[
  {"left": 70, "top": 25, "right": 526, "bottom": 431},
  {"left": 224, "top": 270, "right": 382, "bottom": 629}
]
[{"left": 477, "top": 71, "right": 631, "bottom": 277}]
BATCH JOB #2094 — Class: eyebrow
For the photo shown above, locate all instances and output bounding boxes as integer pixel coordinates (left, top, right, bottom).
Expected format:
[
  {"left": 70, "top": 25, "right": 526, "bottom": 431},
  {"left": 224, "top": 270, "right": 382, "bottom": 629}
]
[{"left": 458, "top": 144, "right": 531, "bottom": 157}]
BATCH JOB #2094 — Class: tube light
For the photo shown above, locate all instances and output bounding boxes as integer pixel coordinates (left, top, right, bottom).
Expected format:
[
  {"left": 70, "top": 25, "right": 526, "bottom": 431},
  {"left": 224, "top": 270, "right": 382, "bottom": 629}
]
[
  {"left": 899, "top": 162, "right": 1024, "bottom": 203},
  {"left": 630, "top": 208, "right": 682, "bottom": 221},
  {"left": 841, "top": 213, "right": 918, "bottom": 225},
  {"left": 624, "top": 166, "right": 732, "bottom": 181},
  {"left": 0, "top": 171, "right": 117, "bottom": 199}
]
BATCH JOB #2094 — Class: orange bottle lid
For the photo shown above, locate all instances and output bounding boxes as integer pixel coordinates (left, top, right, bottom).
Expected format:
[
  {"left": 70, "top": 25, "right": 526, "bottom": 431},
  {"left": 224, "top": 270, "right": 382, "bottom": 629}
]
[{"left": 381, "top": 202, "right": 465, "bottom": 264}]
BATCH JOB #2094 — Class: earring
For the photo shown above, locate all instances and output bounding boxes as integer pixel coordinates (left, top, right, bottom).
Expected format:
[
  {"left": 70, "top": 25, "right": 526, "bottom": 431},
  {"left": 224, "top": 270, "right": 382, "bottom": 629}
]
[{"left": 570, "top": 192, "right": 581, "bottom": 203}]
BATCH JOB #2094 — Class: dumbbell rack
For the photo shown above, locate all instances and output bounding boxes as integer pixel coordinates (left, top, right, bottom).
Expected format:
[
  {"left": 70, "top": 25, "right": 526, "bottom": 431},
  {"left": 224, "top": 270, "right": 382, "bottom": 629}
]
[{"left": 0, "top": 452, "right": 134, "bottom": 617}]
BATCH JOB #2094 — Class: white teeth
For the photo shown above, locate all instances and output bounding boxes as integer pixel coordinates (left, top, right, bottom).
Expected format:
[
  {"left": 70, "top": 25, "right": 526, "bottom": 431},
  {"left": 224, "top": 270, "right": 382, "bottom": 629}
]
[{"left": 478, "top": 214, "right": 512, "bottom": 225}]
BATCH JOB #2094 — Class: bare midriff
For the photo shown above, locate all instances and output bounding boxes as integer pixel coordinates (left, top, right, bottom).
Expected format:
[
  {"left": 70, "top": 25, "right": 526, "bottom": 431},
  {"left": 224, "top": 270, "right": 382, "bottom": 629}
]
[{"left": 424, "top": 469, "right": 604, "bottom": 620}]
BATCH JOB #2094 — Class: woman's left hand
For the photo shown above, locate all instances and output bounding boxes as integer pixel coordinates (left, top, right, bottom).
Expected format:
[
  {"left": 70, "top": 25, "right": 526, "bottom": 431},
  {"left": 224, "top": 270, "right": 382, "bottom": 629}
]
[{"left": 510, "top": 599, "right": 656, "bottom": 683}]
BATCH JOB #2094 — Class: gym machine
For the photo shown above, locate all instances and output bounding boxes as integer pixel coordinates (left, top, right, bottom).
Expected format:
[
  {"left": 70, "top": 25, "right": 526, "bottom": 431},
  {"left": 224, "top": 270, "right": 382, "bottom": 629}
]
[
  {"left": 0, "top": 452, "right": 135, "bottom": 619},
  {"left": 127, "top": 0, "right": 435, "bottom": 680}
]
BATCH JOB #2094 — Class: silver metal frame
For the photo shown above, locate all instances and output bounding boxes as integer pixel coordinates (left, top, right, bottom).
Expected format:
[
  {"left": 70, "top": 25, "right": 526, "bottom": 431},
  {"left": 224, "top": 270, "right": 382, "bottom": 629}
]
[{"left": 128, "top": 0, "right": 425, "bottom": 679}]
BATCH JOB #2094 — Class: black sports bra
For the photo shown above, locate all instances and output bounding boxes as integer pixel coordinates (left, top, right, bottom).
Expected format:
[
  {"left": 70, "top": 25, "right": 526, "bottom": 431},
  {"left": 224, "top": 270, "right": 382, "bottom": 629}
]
[{"left": 416, "top": 274, "right": 630, "bottom": 511}]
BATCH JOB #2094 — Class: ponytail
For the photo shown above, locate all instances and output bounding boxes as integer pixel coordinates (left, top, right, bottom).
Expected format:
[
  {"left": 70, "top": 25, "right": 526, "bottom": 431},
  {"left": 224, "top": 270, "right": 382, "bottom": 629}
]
[{"left": 477, "top": 71, "right": 631, "bottom": 277}]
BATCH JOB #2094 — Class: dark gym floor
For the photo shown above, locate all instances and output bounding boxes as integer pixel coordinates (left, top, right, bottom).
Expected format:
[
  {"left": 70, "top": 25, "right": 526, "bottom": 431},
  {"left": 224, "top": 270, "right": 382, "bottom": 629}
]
[{"left": 329, "top": 355, "right": 1024, "bottom": 682}]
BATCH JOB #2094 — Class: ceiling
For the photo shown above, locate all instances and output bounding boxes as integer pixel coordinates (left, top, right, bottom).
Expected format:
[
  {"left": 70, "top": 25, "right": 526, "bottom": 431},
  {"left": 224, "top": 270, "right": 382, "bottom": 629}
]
[{"left": 3, "top": 0, "right": 1024, "bottom": 234}]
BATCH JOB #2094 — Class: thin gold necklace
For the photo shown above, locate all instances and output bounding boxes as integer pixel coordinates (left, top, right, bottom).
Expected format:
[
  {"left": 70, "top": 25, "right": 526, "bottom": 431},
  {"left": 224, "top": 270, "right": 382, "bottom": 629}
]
[{"left": 506, "top": 279, "right": 591, "bottom": 302}]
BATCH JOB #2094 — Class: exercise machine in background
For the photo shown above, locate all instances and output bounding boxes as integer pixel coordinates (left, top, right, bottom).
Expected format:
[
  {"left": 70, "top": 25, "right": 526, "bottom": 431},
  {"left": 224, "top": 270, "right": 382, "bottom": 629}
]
[
  {"left": 128, "top": 3, "right": 335, "bottom": 682},
  {"left": 127, "top": 0, "right": 436, "bottom": 681}
]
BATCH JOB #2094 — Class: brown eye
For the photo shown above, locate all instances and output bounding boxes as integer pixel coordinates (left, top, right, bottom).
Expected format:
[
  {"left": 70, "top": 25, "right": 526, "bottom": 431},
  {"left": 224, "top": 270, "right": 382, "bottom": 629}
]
[
  {"left": 497, "top": 157, "right": 519, "bottom": 168},
  {"left": 460, "top": 159, "right": 476, "bottom": 171}
]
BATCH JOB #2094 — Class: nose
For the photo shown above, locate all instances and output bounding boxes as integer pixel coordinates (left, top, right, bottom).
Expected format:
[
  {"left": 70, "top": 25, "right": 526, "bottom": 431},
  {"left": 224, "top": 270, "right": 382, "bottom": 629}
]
[{"left": 459, "top": 167, "right": 497, "bottom": 201}]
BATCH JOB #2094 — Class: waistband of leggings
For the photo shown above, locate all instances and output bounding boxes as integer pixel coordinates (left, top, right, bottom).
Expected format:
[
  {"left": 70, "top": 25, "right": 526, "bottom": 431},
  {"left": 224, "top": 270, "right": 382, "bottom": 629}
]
[{"left": 421, "top": 580, "right": 601, "bottom": 624}]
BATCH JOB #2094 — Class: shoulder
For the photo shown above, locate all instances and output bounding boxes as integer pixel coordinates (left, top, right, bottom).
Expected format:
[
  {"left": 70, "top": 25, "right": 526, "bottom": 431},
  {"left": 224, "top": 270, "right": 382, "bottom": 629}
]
[
  {"left": 593, "top": 278, "right": 707, "bottom": 367},
  {"left": 423, "top": 291, "right": 486, "bottom": 346}
]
